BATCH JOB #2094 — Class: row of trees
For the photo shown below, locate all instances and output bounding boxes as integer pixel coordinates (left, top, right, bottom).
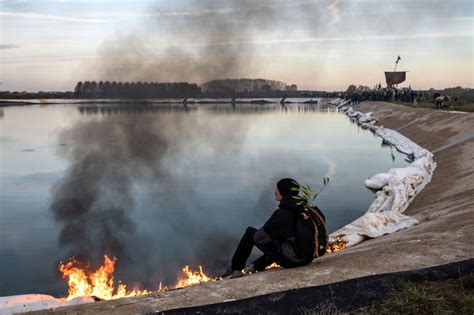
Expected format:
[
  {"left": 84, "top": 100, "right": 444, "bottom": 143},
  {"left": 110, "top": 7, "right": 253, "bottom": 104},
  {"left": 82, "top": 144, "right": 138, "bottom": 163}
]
[
  {"left": 72, "top": 78, "right": 299, "bottom": 98},
  {"left": 201, "top": 78, "right": 296, "bottom": 94},
  {"left": 74, "top": 81, "right": 201, "bottom": 98}
]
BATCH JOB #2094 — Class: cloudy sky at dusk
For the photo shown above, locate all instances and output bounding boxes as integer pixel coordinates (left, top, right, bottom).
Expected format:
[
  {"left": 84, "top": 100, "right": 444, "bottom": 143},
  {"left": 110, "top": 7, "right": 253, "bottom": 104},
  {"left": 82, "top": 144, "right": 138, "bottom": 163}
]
[{"left": 0, "top": 0, "right": 472, "bottom": 92}]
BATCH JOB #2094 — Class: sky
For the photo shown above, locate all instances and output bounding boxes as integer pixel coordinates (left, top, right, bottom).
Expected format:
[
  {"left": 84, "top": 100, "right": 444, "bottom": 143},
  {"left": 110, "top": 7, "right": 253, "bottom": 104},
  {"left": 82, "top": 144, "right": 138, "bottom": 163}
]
[{"left": 0, "top": 0, "right": 473, "bottom": 92}]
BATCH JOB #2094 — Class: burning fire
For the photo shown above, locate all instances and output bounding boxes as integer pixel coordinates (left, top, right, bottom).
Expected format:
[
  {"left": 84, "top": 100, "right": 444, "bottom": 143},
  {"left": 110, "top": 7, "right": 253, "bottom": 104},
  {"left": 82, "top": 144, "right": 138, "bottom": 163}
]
[
  {"left": 265, "top": 262, "right": 280, "bottom": 270},
  {"left": 59, "top": 256, "right": 218, "bottom": 301},
  {"left": 59, "top": 239, "right": 348, "bottom": 302},
  {"left": 326, "top": 236, "right": 348, "bottom": 253},
  {"left": 175, "top": 265, "right": 218, "bottom": 289},
  {"left": 59, "top": 255, "right": 151, "bottom": 301}
]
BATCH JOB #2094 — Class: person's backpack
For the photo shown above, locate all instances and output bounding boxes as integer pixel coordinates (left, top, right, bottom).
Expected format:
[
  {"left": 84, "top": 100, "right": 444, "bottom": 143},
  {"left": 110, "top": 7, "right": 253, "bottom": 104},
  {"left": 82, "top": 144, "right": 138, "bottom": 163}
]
[{"left": 293, "top": 206, "right": 328, "bottom": 260}]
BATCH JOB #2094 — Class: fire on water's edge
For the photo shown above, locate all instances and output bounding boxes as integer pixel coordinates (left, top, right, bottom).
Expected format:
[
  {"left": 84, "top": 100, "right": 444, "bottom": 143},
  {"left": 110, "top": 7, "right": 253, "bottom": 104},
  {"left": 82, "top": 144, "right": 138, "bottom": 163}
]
[{"left": 59, "top": 238, "right": 347, "bottom": 301}]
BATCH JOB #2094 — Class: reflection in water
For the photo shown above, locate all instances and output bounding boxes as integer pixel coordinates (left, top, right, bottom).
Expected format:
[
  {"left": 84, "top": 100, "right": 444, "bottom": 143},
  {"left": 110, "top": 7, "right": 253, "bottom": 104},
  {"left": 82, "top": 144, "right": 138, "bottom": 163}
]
[
  {"left": 77, "top": 103, "right": 337, "bottom": 116},
  {"left": 52, "top": 105, "right": 256, "bottom": 272},
  {"left": 0, "top": 103, "right": 408, "bottom": 296}
]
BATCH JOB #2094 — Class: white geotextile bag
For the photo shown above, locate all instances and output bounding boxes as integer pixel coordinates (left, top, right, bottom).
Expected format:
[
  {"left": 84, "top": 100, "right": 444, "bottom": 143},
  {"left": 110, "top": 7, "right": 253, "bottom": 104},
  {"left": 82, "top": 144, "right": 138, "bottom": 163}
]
[{"left": 329, "top": 103, "right": 437, "bottom": 248}]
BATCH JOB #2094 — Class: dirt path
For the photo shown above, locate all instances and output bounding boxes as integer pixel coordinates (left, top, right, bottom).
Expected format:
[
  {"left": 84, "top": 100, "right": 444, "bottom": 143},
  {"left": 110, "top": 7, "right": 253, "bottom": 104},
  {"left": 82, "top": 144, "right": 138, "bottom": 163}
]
[{"left": 34, "top": 101, "right": 474, "bottom": 314}]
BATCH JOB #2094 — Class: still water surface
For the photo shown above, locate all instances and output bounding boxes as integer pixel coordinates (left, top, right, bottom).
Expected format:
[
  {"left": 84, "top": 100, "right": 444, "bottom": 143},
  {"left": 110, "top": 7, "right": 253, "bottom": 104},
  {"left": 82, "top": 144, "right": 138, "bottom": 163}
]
[{"left": 0, "top": 103, "right": 409, "bottom": 296}]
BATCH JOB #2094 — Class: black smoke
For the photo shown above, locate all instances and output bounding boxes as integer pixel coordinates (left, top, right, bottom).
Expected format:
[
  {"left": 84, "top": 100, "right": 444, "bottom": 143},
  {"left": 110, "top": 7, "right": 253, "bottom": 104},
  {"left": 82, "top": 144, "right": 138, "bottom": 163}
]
[
  {"left": 49, "top": 107, "right": 262, "bottom": 278},
  {"left": 50, "top": 113, "right": 168, "bottom": 264},
  {"left": 91, "top": 1, "right": 328, "bottom": 83}
]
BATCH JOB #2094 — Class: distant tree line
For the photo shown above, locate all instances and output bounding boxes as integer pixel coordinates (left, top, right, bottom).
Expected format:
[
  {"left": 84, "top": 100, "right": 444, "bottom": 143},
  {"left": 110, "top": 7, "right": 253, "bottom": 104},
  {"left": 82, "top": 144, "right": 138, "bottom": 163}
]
[
  {"left": 72, "top": 79, "right": 299, "bottom": 98},
  {"left": 0, "top": 78, "right": 306, "bottom": 100},
  {"left": 74, "top": 81, "right": 201, "bottom": 98},
  {"left": 0, "top": 91, "right": 74, "bottom": 99},
  {"left": 201, "top": 78, "right": 297, "bottom": 95}
]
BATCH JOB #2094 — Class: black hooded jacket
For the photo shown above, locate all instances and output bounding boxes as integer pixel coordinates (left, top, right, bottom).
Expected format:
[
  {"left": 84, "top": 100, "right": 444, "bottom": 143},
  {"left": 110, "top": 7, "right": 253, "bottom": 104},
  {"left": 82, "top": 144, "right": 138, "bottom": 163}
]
[{"left": 260, "top": 196, "right": 303, "bottom": 243}]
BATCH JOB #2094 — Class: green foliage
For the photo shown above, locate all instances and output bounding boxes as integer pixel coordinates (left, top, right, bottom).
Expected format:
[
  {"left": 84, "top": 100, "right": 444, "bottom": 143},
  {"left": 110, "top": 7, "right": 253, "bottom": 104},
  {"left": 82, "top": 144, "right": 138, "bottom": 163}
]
[
  {"left": 461, "top": 273, "right": 474, "bottom": 289},
  {"left": 460, "top": 297, "right": 474, "bottom": 314},
  {"left": 346, "top": 84, "right": 357, "bottom": 93},
  {"left": 356, "top": 273, "right": 474, "bottom": 314},
  {"left": 281, "top": 273, "right": 474, "bottom": 314},
  {"left": 292, "top": 177, "right": 330, "bottom": 207},
  {"left": 398, "top": 100, "right": 474, "bottom": 112}
]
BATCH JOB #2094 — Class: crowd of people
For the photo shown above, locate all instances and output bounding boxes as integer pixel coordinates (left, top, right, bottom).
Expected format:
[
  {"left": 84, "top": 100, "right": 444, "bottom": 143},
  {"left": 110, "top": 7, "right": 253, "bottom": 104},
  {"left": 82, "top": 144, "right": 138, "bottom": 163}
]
[
  {"left": 342, "top": 84, "right": 456, "bottom": 109},
  {"left": 343, "top": 85, "right": 420, "bottom": 105}
]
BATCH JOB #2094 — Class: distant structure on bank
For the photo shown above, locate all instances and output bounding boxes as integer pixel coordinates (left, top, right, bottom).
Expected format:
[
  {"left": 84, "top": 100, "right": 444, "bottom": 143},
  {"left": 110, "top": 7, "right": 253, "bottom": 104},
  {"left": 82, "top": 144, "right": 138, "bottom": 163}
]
[{"left": 384, "top": 56, "right": 407, "bottom": 87}]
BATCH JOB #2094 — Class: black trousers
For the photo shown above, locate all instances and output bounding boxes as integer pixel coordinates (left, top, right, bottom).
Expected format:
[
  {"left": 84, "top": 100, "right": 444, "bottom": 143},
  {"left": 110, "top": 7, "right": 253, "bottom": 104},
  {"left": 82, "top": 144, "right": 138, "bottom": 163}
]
[{"left": 231, "top": 227, "right": 276, "bottom": 271}]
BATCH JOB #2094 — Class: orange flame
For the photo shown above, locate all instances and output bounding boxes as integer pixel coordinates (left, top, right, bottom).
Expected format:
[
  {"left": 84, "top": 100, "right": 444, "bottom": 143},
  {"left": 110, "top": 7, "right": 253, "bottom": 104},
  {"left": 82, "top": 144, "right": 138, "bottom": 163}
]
[
  {"left": 59, "top": 246, "right": 349, "bottom": 302},
  {"left": 326, "top": 236, "right": 348, "bottom": 253},
  {"left": 175, "top": 265, "right": 218, "bottom": 289},
  {"left": 265, "top": 262, "right": 280, "bottom": 270},
  {"left": 242, "top": 262, "right": 280, "bottom": 275},
  {"left": 59, "top": 257, "right": 219, "bottom": 300},
  {"left": 59, "top": 255, "right": 150, "bottom": 301}
]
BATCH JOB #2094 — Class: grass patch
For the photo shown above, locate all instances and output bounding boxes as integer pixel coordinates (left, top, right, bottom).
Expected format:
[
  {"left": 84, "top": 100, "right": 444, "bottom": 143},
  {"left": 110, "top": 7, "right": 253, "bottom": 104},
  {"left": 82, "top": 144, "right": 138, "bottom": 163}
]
[
  {"left": 392, "top": 100, "right": 474, "bottom": 112},
  {"left": 354, "top": 273, "right": 474, "bottom": 314},
  {"left": 294, "top": 273, "right": 474, "bottom": 314}
]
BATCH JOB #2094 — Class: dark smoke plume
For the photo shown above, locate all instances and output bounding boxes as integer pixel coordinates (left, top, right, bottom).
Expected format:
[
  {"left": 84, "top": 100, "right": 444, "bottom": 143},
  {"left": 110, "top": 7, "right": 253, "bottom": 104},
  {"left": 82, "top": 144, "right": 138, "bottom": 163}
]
[
  {"left": 50, "top": 108, "right": 254, "bottom": 269},
  {"left": 50, "top": 114, "right": 167, "bottom": 263},
  {"left": 92, "top": 1, "right": 327, "bottom": 83}
]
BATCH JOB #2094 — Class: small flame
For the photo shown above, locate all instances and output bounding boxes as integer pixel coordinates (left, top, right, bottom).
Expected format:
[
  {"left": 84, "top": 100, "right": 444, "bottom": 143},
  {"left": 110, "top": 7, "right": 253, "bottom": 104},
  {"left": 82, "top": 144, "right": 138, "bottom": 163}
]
[
  {"left": 265, "top": 262, "right": 280, "bottom": 270},
  {"left": 59, "top": 255, "right": 150, "bottom": 301},
  {"left": 242, "top": 262, "right": 280, "bottom": 275},
  {"left": 326, "top": 236, "right": 348, "bottom": 253},
  {"left": 175, "top": 265, "right": 218, "bottom": 289}
]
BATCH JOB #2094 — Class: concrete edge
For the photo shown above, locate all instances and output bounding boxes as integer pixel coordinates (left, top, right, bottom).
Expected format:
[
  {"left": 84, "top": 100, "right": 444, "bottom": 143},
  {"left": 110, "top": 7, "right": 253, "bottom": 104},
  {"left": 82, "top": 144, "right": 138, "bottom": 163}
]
[{"left": 157, "top": 258, "right": 474, "bottom": 314}]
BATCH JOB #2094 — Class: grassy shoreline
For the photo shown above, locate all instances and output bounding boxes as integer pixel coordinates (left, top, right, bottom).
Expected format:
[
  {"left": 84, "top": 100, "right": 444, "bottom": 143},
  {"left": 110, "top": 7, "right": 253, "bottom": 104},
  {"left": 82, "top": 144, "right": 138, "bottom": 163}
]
[
  {"left": 353, "top": 273, "right": 474, "bottom": 314},
  {"left": 394, "top": 100, "right": 474, "bottom": 112}
]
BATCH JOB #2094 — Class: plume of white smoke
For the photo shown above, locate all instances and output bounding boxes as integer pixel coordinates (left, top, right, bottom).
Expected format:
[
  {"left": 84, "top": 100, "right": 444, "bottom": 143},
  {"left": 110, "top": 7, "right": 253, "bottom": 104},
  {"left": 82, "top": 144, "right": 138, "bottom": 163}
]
[
  {"left": 328, "top": 0, "right": 341, "bottom": 26},
  {"left": 325, "top": 160, "right": 336, "bottom": 178}
]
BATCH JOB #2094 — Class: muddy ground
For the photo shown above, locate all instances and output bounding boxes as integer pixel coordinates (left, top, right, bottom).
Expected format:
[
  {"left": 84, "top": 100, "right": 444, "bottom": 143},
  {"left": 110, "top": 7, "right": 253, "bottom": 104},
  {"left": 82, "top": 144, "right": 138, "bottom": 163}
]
[{"left": 32, "top": 101, "right": 474, "bottom": 314}]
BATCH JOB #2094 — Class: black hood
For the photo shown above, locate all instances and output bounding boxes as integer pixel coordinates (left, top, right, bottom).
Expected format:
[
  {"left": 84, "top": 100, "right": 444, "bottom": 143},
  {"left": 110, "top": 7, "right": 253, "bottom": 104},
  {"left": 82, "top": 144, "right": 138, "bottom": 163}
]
[{"left": 279, "top": 196, "right": 303, "bottom": 212}]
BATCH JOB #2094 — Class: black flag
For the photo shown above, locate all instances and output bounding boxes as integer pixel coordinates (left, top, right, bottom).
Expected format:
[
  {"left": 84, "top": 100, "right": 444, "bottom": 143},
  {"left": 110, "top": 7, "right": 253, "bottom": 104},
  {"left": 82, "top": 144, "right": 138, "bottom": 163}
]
[
  {"left": 385, "top": 71, "right": 406, "bottom": 86},
  {"left": 396, "top": 55, "right": 401, "bottom": 64}
]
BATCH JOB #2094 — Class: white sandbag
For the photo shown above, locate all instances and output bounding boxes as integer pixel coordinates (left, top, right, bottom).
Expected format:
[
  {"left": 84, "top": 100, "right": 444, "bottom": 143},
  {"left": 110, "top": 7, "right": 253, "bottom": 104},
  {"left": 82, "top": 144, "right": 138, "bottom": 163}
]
[
  {"left": 330, "top": 212, "right": 419, "bottom": 247},
  {"left": 358, "top": 112, "right": 374, "bottom": 123},
  {"left": 328, "top": 99, "right": 437, "bottom": 247},
  {"left": 0, "top": 294, "right": 94, "bottom": 314}
]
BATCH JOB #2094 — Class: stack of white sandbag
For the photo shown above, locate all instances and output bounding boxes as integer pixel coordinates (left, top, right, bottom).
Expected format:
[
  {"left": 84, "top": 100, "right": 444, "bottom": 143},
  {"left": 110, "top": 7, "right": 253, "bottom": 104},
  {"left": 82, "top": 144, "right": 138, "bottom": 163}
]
[{"left": 328, "top": 99, "right": 436, "bottom": 247}]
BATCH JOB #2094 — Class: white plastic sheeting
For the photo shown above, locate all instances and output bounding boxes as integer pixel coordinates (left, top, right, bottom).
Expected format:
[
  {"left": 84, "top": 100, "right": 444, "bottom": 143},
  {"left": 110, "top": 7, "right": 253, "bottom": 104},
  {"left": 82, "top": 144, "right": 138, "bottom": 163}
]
[
  {"left": 328, "top": 99, "right": 437, "bottom": 246},
  {"left": 0, "top": 294, "right": 94, "bottom": 314}
]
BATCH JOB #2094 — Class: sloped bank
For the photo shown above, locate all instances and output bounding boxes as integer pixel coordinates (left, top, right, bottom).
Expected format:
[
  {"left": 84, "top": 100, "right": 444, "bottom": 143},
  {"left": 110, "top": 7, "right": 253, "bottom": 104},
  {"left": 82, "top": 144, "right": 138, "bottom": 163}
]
[{"left": 30, "top": 101, "right": 474, "bottom": 315}]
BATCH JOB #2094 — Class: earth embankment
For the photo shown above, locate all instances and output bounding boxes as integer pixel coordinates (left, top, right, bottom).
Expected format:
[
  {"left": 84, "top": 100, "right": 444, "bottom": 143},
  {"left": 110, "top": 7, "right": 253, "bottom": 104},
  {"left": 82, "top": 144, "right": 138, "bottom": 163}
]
[{"left": 32, "top": 101, "right": 474, "bottom": 314}]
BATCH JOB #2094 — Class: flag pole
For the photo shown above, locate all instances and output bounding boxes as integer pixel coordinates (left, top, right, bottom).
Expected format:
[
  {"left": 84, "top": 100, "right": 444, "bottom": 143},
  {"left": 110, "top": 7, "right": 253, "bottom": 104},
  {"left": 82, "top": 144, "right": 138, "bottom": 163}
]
[{"left": 394, "top": 55, "right": 401, "bottom": 72}]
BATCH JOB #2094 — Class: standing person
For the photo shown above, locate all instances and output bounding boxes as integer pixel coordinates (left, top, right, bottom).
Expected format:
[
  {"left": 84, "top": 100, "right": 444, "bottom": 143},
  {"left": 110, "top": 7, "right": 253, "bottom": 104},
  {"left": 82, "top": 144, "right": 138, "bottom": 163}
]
[
  {"left": 435, "top": 95, "right": 444, "bottom": 109},
  {"left": 221, "top": 178, "right": 312, "bottom": 279}
]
